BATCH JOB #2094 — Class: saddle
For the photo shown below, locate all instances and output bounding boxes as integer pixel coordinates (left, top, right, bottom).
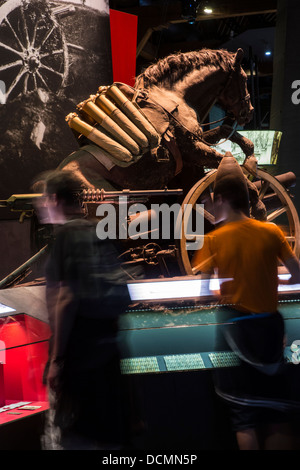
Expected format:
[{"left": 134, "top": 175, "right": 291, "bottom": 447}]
[{"left": 65, "top": 82, "right": 182, "bottom": 173}]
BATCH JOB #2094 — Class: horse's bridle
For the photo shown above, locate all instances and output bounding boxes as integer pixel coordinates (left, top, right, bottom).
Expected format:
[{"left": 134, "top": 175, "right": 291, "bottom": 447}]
[
  {"left": 197, "top": 63, "right": 251, "bottom": 146},
  {"left": 218, "top": 63, "right": 252, "bottom": 123}
]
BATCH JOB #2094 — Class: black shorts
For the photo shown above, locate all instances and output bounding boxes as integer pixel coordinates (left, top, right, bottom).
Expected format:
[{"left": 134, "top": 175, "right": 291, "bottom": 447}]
[
  {"left": 213, "top": 308, "right": 292, "bottom": 430},
  {"left": 229, "top": 402, "right": 289, "bottom": 432}
]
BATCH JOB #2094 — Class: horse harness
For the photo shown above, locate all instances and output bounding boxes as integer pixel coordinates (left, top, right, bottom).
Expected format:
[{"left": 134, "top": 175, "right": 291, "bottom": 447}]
[
  {"left": 132, "top": 59, "right": 250, "bottom": 165},
  {"left": 67, "top": 60, "right": 249, "bottom": 179}
]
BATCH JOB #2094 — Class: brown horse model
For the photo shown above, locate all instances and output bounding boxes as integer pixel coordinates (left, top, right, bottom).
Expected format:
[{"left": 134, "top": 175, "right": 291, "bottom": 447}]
[{"left": 57, "top": 48, "right": 264, "bottom": 215}]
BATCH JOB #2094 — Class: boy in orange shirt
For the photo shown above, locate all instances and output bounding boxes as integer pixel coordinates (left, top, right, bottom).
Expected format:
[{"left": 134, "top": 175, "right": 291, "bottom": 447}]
[{"left": 192, "top": 154, "right": 300, "bottom": 450}]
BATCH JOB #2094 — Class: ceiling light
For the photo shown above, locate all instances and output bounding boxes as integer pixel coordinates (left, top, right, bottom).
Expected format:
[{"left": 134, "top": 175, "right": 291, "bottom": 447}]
[{"left": 204, "top": 7, "right": 213, "bottom": 14}]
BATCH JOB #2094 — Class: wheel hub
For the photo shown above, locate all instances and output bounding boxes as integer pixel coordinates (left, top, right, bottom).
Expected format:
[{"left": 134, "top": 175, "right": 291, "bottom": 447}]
[{"left": 23, "top": 47, "right": 41, "bottom": 73}]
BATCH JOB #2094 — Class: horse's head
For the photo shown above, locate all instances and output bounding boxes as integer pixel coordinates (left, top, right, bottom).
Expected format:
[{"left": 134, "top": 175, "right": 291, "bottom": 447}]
[{"left": 218, "top": 49, "right": 254, "bottom": 126}]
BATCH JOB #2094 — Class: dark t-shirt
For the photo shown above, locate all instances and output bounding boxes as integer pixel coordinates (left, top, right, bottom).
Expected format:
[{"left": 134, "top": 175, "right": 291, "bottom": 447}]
[
  {"left": 45, "top": 217, "right": 130, "bottom": 364},
  {"left": 46, "top": 218, "right": 129, "bottom": 309}
]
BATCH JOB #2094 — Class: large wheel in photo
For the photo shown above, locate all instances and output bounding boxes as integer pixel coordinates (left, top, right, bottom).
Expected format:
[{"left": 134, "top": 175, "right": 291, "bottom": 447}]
[
  {"left": 175, "top": 167, "right": 300, "bottom": 275},
  {"left": 0, "top": 0, "right": 69, "bottom": 101}
]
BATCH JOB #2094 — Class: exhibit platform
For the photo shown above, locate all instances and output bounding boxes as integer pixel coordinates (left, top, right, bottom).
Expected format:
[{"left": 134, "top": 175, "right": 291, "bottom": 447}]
[{"left": 1, "top": 277, "right": 300, "bottom": 450}]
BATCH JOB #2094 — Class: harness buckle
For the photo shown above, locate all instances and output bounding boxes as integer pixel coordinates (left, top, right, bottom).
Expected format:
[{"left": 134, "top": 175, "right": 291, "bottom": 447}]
[{"left": 151, "top": 146, "right": 170, "bottom": 163}]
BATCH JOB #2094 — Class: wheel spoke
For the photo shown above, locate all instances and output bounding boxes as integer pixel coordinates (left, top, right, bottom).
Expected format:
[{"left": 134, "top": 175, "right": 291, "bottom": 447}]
[
  {"left": 39, "top": 63, "right": 64, "bottom": 78},
  {"left": 20, "top": 3, "right": 30, "bottom": 49},
  {"left": 66, "top": 43, "right": 85, "bottom": 52},
  {"left": 184, "top": 234, "right": 204, "bottom": 242},
  {"left": 259, "top": 180, "right": 270, "bottom": 200},
  {"left": 0, "top": 41, "right": 23, "bottom": 57},
  {"left": 36, "top": 70, "right": 50, "bottom": 90},
  {"left": 23, "top": 72, "right": 29, "bottom": 93},
  {"left": 267, "top": 206, "right": 287, "bottom": 222},
  {"left": 191, "top": 255, "right": 214, "bottom": 275},
  {"left": 0, "top": 59, "right": 23, "bottom": 72},
  {"left": 4, "top": 17, "right": 25, "bottom": 51},
  {"left": 30, "top": 21, "right": 39, "bottom": 48},
  {"left": 40, "top": 49, "right": 64, "bottom": 59},
  {"left": 33, "top": 73, "right": 37, "bottom": 90},
  {"left": 192, "top": 266, "right": 200, "bottom": 275},
  {"left": 6, "top": 67, "right": 27, "bottom": 98},
  {"left": 194, "top": 204, "right": 215, "bottom": 225},
  {"left": 200, "top": 186, "right": 214, "bottom": 211},
  {"left": 39, "top": 25, "right": 55, "bottom": 49}
]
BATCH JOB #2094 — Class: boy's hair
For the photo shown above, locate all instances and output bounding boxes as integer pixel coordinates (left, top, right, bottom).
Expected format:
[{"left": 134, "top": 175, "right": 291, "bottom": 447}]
[
  {"left": 214, "top": 154, "right": 250, "bottom": 216},
  {"left": 214, "top": 181, "right": 250, "bottom": 216},
  {"left": 44, "top": 170, "right": 84, "bottom": 209}
]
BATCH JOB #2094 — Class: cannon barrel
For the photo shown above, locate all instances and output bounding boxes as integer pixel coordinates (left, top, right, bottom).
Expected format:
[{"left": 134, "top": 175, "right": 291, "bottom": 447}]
[{"left": 253, "top": 172, "right": 296, "bottom": 192}]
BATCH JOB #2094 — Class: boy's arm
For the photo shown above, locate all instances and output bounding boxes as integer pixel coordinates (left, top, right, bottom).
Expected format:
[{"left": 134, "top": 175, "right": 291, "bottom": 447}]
[
  {"left": 281, "top": 255, "right": 300, "bottom": 285},
  {"left": 272, "top": 223, "right": 300, "bottom": 285},
  {"left": 191, "top": 235, "right": 216, "bottom": 274}
]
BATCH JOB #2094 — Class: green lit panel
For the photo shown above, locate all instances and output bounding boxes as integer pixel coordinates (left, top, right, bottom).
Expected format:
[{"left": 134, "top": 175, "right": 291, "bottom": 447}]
[
  {"left": 209, "top": 352, "right": 240, "bottom": 368},
  {"left": 120, "top": 357, "right": 160, "bottom": 374},
  {"left": 164, "top": 353, "right": 205, "bottom": 371}
]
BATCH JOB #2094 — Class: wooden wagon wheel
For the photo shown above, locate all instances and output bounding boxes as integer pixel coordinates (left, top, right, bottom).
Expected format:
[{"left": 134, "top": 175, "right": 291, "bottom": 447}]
[
  {"left": 0, "top": 0, "right": 69, "bottom": 101},
  {"left": 175, "top": 167, "right": 300, "bottom": 275}
]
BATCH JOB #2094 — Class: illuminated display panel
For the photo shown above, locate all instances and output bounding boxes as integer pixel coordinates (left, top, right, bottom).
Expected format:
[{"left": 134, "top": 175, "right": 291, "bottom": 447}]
[
  {"left": 127, "top": 276, "right": 230, "bottom": 302},
  {"left": 212, "top": 130, "right": 282, "bottom": 165},
  {"left": 127, "top": 275, "right": 295, "bottom": 302}
]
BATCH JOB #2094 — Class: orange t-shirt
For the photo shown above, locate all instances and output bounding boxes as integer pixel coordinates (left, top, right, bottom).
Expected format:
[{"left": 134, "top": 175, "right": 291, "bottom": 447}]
[{"left": 192, "top": 218, "right": 294, "bottom": 313}]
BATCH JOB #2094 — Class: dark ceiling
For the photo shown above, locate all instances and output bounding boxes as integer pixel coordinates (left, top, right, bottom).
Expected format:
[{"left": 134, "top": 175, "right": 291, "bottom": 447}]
[
  {"left": 109, "top": 0, "right": 276, "bottom": 69},
  {"left": 109, "top": 0, "right": 278, "bottom": 128}
]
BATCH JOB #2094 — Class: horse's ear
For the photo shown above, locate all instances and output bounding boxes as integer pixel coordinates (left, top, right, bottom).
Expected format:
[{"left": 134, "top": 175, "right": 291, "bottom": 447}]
[{"left": 234, "top": 48, "right": 244, "bottom": 67}]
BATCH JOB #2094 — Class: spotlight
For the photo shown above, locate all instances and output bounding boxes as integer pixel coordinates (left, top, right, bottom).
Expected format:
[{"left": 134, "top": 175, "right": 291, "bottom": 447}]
[
  {"left": 181, "top": 1, "right": 213, "bottom": 23},
  {"left": 265, "top": 50, "right": 272, "bottom": 56}
]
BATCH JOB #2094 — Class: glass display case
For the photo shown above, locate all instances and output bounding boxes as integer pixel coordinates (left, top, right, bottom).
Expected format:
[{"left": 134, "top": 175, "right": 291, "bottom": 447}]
[{"left": 0, "top": 309, "right": 50, "bottom": 426}]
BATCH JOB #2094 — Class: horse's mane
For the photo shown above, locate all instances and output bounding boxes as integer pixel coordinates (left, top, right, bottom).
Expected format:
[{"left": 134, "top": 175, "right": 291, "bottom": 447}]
[{"left": 136, "top": 49, "right": 235, "bottom": 88}]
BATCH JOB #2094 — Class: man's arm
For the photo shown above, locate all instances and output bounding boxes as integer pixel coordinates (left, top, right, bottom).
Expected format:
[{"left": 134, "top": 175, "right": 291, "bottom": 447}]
[
  {"left": 47, "top": 284, "right": 78, "bottom": 391},
  {"left": 52, "top": 284, "right": 77, "bottom": 359}
]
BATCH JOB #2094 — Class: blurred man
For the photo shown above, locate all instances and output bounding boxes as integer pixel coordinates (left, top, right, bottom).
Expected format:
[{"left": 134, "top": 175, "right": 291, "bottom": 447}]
[
  {"left": 37, "top": 170, "right": 131, "bottom": 450},
  {"left": 192, "top": 154, "right": 300, "bottom": 450}
]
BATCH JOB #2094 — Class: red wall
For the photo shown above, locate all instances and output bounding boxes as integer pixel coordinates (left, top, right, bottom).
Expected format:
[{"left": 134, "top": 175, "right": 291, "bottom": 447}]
[{"left": 110, "top": 9, "right": 138, "bottom": 86}]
